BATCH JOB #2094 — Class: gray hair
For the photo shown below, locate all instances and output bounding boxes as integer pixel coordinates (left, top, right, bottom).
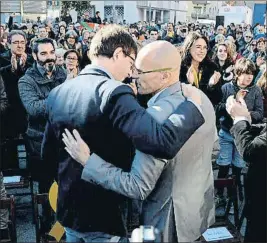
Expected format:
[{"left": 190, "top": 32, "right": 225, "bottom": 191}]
[{"left": 7, "top": 30, "right": 26, "bottom": 44}]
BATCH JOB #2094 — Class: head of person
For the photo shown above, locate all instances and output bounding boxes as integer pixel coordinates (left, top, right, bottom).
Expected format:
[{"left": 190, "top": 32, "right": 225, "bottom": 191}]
[
  {"left": 7, "top": 30, "right": 26, "bottom": 56},
  {"left": 258, "top": 25, "right": 265, "bottom": 34},
  {"left": 181, "top": 32, "right": 209, "bottom": 66},
  {"left": 45, "top": 24, "right": 52, "bottom": 33},
  {"left": 38, "top": 25, "right": 48, "bottom": 38},
  {"left": 256, "top": 37, "right": 266, "bottom": 52},
  {"left": 131, "top": 31, "right": 139, "bottom": 42},
  {"left": 55, "top": 48, "right": 66, "bottom": 66},
  {"left": 82, "top": 30, "right": 90, "bottom": 42},
  {"left": 59, "top": 25, "right": 66, "bottom": 35},
  {"left": 149, "top": 27, "right": 159, "bottom": 41},
  {"left": 215, "top": 34, "right": 225, "bottom": 44},
  {"left": 236, "top": 30, "right": 243, "bottom": 41},
  {"left": 134, "top": 40, "right": 181, "bottom": 95},
  {"left": 20, "top": 25, "right": 28, "bottom": 34},
  {"left": 32, "top": 38, "right": 56, "bottom": 73},
  {"left": 150, "top": 21, "right": 156, "bottom": 27},
  {"left": 129, "top": 24, "right": 138, "bottom": 34},
  {"left": 167, "top": 23, "right": 174, "bottom": 32},
  {"left": 89, "top": 24, "right": 137, "bottom": 81},
  {"left": 215, "top": 43, "right": 232, "bottom": 63},
  {"left": 0, "top": 32, "right": 8, "bottom": 44},
  {"left": 234, "top": 58, "right": 256, "bottom": 88},
  {"left": 226, "top": 35, "right": 235, "bottom": 43},
  {"left": 32, "top": 24, "right": 38, "bottom": 34},
  {"left": 216, "top": 25, "right": 224, "bottom": 35},
  {"left": 243, "top": 31, "right": 253, "bottom": 43},
  {"left": 65, "top": 30, "right": 78, "bottom": 45},
  {"left": 64, "top": 49, "right": 80, "bottom": 70},
  {"left": 224, "top": 40, "right": 237, "bottom": 58},
  {"left": 96, "top": 11, "right": 100, "bottom": 17},
  {"left": 230, "top": 23, "right": 235, "bottom": 30},
  {"left": 68, "top": 24, "right": 74, "bottom": 31}
]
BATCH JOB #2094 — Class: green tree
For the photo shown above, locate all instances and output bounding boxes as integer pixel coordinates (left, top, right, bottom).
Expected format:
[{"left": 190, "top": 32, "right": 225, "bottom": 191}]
[{"left": 61, "top": 1, "right": 91, "bottom": 16}]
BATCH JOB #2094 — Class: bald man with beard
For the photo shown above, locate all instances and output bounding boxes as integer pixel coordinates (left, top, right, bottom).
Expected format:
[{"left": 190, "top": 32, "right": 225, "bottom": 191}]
[{"left": 63, "top": 41, "right": 217, "bottom": 242}]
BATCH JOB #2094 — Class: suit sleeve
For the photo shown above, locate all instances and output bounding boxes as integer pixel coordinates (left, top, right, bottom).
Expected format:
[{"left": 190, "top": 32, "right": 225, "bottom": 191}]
[
  {"left": 105, "top": 86, "right": 205, "bottom": 159},
  {"left": 82, "top": 151, "right": 166, "bottom": 200},
  {"left": 230, "top": 120, "right": 267, "bottom": 163},
  {"left": 249, "top": 88, "right": 263, "bottom": 123}
]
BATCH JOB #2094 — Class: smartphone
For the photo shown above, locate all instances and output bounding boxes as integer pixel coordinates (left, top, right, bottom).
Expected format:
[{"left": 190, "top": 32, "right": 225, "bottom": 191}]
[{"left": 235, "top": 89, "right": 249, "bottom": 102}]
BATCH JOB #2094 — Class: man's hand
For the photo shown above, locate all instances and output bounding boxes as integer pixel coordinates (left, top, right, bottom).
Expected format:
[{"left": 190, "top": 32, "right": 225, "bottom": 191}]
[
  {"left": 226, "top": 96, "right": 251, "bottom": 121},
  {"left": 20, "top": 52, "right": 27, "bottom": 68},
  {"left": 127, "top": 81, "right": 138, "bottom": 96},
  {"left": 62, "top": 129, "right": 90, "bottom": 167},
  {"left": 186, "top": 66, "right": 195, "bottom": 85},
  {"left": 181, "top": 83, "right": 202, "bottom": 106},
  {"left": 11, "top": 54, "right": 18, "bottom": 71}
]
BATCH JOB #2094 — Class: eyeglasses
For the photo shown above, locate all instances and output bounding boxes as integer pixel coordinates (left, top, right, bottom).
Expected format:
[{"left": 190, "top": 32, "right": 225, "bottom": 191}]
[
  {"left": 123, "top": 52, "right": 136, "bottom": 71},
  {"left": 135, "top": 67, "right": 174, "bottom": 75},
  {"left": 68, "top": 36, "right": 75, "bottom": 39},
  {"left": 66, "top": 57, "right": 78, "bottom": 61},
  {"left": 245, "top": 36, "right": 252, "bottom": 38},
  {"left": 12, "top": 41, "right": 26, "bottom": 45}
]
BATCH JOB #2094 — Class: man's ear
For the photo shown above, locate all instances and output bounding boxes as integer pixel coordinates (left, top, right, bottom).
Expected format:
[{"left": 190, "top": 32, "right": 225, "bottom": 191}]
[
  {"left": 162, "top": 72, "right": 171, "bottom": 82},
  {"left": 113, "top": 47, "right": 123, "bottom": 60},
  {"left": 32, "top": 52, "right": 37, "bottom": 61}
]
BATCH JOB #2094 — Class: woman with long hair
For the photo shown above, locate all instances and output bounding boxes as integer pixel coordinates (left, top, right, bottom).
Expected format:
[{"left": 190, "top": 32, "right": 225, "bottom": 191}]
[
  {"left": 180, "top": 32, "right": 220, "bottom": 106},
  {"left": 212, "top": 43, "right": 234, "bottom": 85},
  {"left": 58, "top": 30, "right": 81, "bottom": 52}
]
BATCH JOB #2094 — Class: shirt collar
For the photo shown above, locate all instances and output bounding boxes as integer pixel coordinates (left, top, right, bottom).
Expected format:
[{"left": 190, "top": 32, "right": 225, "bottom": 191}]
[
  {"left": 147, "top": 88, "right": 167, "bottom": 107},
  {"left": 82, "top": 64, "right": 116, "bottom": 80}
]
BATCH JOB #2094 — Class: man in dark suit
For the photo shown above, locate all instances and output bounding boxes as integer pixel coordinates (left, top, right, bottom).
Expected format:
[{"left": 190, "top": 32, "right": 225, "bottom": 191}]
[
  {"left": 226, "top": 96, "right": 266, "bottom": 243},
  {"left": 42, "top": 25, "right": 205, "bottom": 242}
]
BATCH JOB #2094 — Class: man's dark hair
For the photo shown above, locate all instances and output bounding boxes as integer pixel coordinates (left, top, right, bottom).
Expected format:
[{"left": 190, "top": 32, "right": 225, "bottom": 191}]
[
  {"left": 149, "top": 27, "right": 159, "bottom": 34},
  {"left": 89, "top": 24, "right": 137, "bottom": 60},
  {"left": 130, "top": 24, "right": 137, "bottom": 29},
  {"left": 20, "top": 25, "right": 28, "bottom": 30},
  {"left": 32, "top": 24, "right": 38, "bottom": 29},
  {"left": 7, "top": 30, "right": 26, "bottom": 44},
  {"left": 96, "top": 11, "right": 100, "bottom": 15},
  {"left": 32, "top": 38, "right": 55, "bottom": 54}
]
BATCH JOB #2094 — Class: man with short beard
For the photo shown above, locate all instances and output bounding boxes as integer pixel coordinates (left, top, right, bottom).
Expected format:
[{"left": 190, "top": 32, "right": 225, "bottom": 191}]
[{"left": 18, "top": 38, "right": 66, "bottom": 230}]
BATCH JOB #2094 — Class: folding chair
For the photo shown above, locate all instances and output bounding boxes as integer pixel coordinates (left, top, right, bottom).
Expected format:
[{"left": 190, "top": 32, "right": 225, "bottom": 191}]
[
  {"left": 2, "top": 136, "right": 35, "bottom": 223},
  {"left": 198, "top": 178, "right": 243, "bottom": 243},
  {"left": 0, "top": 195, "right": 17, "bottom": 243},
  {"left": 34, "top": 193, "right": 65, "bottom": 243}
]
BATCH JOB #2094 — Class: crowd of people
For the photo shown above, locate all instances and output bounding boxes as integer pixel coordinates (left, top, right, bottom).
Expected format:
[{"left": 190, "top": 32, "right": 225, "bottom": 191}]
[{"left": 0, "top": 11, "right": 266, "bottom": 243}]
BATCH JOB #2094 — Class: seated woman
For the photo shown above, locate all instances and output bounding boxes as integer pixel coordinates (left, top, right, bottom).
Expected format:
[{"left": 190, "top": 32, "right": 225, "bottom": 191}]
[{"left": 180, "top": 32, "right": 220, "bottom": 107}]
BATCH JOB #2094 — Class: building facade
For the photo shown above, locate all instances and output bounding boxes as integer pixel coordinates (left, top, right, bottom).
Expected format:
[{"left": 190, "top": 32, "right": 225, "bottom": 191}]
[
  {"left": 90, "top": 1, "right": 188, "bottom": 24},
  {"left": 186, "top": 1, "right": 223, "bottom": 22}
]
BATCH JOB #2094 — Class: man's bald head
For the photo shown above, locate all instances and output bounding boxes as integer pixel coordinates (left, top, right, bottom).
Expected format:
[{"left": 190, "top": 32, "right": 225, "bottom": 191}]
[
  {"left": 136, "top": 40, "right": 181, "bottom": 81},
  {"left": 135, "top": 40, "right": 182, "bottom": 95}
]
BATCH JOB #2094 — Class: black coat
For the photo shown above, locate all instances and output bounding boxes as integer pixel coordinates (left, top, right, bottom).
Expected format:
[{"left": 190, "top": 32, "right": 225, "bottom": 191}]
[
  {"left": 0, "top": 52, "right": 31, "bottom": 138},
  {"left": 0, "top": 74, "right": 8, "bottom": 142},
  {"left": 41, "top": 66, "right": 204, "bottom": 235},
  {"left": 180, "top": 61, "right": 220, "bottom": 106},
  {"left": 230, "top": 121, "right": 266, "bottom": 242}
]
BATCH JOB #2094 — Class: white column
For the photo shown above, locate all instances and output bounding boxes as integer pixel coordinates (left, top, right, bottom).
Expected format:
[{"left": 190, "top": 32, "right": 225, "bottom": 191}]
[
  {"left": 152, "top": 9, "right": 156, "bottom": 21},
  {"left": 143, "top": 9, "right": 147, "bottom": 21},
  {"left": 161, "top": 10, "right": 164, "bottom": 22}
]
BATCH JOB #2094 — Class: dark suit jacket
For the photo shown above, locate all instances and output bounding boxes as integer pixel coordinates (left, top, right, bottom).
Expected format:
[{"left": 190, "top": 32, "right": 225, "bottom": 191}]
[{"left": 41, "top": 65, "right": 204, "bottom": 236}]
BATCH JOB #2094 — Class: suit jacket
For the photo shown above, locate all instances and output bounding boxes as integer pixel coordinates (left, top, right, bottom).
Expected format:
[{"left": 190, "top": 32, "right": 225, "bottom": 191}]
[
  {"left": 42, "top": 66, "right": 204, "bottom": 235},
  {"left": 82, "top": 82, "right": 216, "bottom": 242}
]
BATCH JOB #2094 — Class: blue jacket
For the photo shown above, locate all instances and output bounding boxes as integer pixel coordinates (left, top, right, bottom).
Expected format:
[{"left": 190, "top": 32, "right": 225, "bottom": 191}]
[{"left": 41, "top": 65, "right": 205, "bottom": 235}]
